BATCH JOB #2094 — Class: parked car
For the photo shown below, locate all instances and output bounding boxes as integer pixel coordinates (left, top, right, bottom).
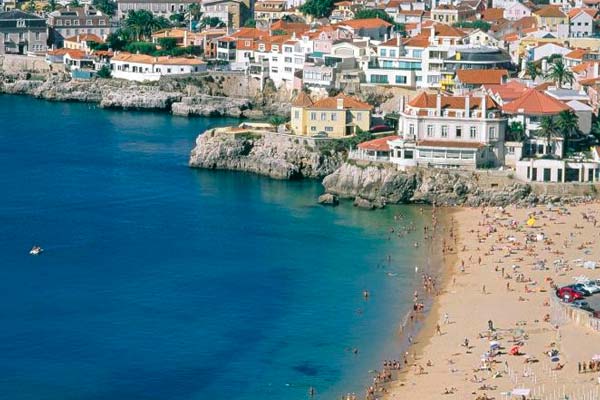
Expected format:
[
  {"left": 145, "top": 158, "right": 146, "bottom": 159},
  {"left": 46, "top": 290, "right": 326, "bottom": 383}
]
[
  {"left": 571, "top": 300, "right": 594, "bottom": 312},
  {"left": 556, "top": 287, "right": 584, "bottom": 302},
  {"left": 569, "top": 284, "right": 592, "bottom": 296},
  {"left": 579, "top": 281, "right": 600, "bottom": 294}
]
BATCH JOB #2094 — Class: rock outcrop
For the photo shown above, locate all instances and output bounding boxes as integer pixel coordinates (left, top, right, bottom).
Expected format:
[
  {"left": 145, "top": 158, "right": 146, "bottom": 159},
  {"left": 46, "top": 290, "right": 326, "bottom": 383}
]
[
  {"left": 322, "top": 161, "right": 540, "bottom": 207},
  {"left": 189, "top": 129, "right": 344, "bottom": 179},
  {"left": 171, "top": 95, "right": 251, "bottom": 117}
]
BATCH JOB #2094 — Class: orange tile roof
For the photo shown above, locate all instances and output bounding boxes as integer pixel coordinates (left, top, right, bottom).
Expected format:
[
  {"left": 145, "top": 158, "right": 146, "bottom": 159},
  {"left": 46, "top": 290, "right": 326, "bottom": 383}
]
[
  {"left": 292, "top": 92, "right": 314, "bottom": 107},
  {"left": 380, "top": 36, "right": 404, "bottom": 47},
  {"left": 502, "top": 88, "right": 569, "bottom": 115},
  {"left": 111, "top": 52, "right": 205, "bottom": 65},
  {"left": 565, "top": 48, "right": 587, "bottom": 60},
  {"left": 433, "top": 23, "right": 466, "bottom": 37},
  {"left": 403, "top": 34, "right": 429, "bottom": 48},
  {"left": 341, "top": 18, "right": 393, "bottom": 29},
  {"left": 64, "top": 33, "right": 104, "bottom": 43},
  {"left": 482, "top": 8, "right": 504, "bottom": 21},
  {"left": 407, "top": 92, "right": 500, "bottom": 110},
  {"left": 358, "top": 135, "right": 397, "bottom": 151},
  {"left": 47, "top": 48, "right": 87, "bottom": 59},
  {"left": 456, "top": 69, "right": 508, "bottom": 85},
  {"left": 572, "top": 60, "right": 599, "bottom": 73},
  {"left": 567, "top": 7, "right": 597, "bottom": 18},
  {"left": 416, "top": 140, "right": 485, "bottom": 149},
  {"left": 579, "top": 76, "right": 600, "bottom": 86},
  {"left": 309, "top": 94, "right": 373, "bottom": 110},
  {"left": 503, "top": 33, "right": 519, "bottom": 42},
  {"left": 533, "top": 5, "right": 566, "bottom": 18},
  {"left": 483, "top": 80, "right": 528, "bottom": 102}
]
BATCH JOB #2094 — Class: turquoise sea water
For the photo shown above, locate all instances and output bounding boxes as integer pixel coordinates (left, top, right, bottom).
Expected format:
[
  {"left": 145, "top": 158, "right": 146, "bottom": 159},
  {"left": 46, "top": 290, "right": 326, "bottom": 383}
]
[{"left": 0, "top": 95, "right": 430, "bottom": 400}]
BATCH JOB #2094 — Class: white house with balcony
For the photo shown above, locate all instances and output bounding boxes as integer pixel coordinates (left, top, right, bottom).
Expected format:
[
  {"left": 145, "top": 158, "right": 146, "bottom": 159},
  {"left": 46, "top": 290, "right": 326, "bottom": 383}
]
[
  {"left": 389, "top": 92, "right": 507, "bottom": 169},
  {"left": 110, "top": 53, "right": 206, "bottom": 81}
]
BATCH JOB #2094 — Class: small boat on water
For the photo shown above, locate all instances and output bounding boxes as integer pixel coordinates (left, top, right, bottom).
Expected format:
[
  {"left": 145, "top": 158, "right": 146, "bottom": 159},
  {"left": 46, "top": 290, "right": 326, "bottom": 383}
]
[{"left": 29, "top": 246, "right": 43, "bottom": 255}]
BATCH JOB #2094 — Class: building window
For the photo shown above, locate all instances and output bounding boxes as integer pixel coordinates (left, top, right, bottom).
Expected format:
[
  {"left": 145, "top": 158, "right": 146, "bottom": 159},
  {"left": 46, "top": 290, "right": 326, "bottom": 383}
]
[
  {"left": 470, "top": 126, "right": 477, "bottom": 138},
  {"left": 356, "top": 113, "right": 362, "bottom": 121},
  {"left": 456, "top": 126, "right": 462, "bottom": 138},
  {"left": 311, "top": 126, "right": 316, "bottom": 131},
  {"left": 395, "top": 75, "right": 407, "bottom": 84},
  {"left": 441, "top": 125, "right": 448, "bottom": 137},
  {"left": 405, "top": 150, "right": 414, "bottom": 159},
  {"left": 294, "top": 110, "right": 299, "bottom": 119},
  {"left": 310, "top": 112, "right": 316, "bottom": 121},
  {"left": 380, "top": 49, "right": 387, "bottom": 57},
  {"left": 320, "top": 112, "right": 326, "bottom": 121},
  {"left": 427, "top": 125, "right": 433, "bottom": 137},
  {"left": 489, "top": 126, "right": 496, "bottom": 139},
  {"left": 17, "top": 19, "right": 25, "bottom": 27},
  {"left": 325, "top": 126, "right": 333, "bottom": 132},
  {"left": 331, "top": 113, "right": 337, "bottom": 121},
  {"left": 409, "top": 124, "right": 415, "bottom": 136}
]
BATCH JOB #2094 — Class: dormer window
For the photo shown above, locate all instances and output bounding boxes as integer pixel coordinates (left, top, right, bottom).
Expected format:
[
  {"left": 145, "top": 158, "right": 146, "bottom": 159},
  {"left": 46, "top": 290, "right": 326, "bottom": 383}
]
[{"left": 17, "top": 19, "right": 25, "bottom": 28}]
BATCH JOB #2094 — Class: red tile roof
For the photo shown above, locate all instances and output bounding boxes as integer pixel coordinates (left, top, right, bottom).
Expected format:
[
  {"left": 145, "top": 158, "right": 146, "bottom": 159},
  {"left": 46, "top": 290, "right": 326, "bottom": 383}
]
[
  {"left": 502, "top": 88, "right": 569, "bottom": 115},
  {"left": 64, "top": 33, "right": 104, "bottom": 43},
  {"left": 534, "top": 5, "right": 566, "bottom": 18},
  {"left": 567, "top": 7, "right": 597, "bottom": 18},
  {"left": 309, "top": 94, "right": 373, "bottom": 110},
  {"left": 565, "top": 48, "right": 587, "bottom": 60},
  {"left": 456, "top": 69, "right": 508, "bottom": 85},
  {"left": 341, "top": 18, "right": 393, "bottom": 29},
  {"left": 483, "top": 80, "right": 528, "bottom": 102},
  {"left": 292, "top": 91, "right": 314, "bottom": 107},
  {"left": 407, "top": 92, "right": 500, "bottom": 110},
  {"left": 358, "top": 135, "right": 397, "bottom": 151},
  {"left": 482, "top": 8, "right": 505, "bottom": 21}
]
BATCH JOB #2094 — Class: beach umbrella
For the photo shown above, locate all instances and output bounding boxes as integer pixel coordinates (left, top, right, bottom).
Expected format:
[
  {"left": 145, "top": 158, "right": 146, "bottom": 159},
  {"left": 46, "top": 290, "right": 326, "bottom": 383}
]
[
  {"left": 527, "top": 217, "right": 536, "bottom": 227},
  {"left": 510, "top": 346, "right": 520, "bottom": 356}
]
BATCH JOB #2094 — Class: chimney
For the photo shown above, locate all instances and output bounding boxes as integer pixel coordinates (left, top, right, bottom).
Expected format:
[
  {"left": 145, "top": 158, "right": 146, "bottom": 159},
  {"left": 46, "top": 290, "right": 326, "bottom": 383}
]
[
  {"left": 337, "top": 97, "right": 344, "bottom": 110},
  {"left": 481, "top": 95, "right": 487, "bottom": 118},
  {"left": 436, "top": 92, "right": 442, "bottom": 116},
  {"left": 464, "top": 95, "right": 470, "bottom": 117}
]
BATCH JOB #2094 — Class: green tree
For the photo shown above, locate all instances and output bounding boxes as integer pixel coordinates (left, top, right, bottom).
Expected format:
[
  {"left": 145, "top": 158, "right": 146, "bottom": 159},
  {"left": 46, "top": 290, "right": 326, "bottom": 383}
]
[
  {"left": 43, "top": 0, "right": 58, "bottom": 12},
  {"left": 354, "top": 9, "right": 394, "bottom": 24},
  {"left": 556, "top": 109, "right": 579, "bottom": 154},
  {"left": 187, "top": 3, "right": 202, "bottom": 29},
  {"left": 272, "top": 29, "right": 286, "bottom": 35},
  {"left": 526, "top": 61, "right": 540, "bottom": 80},
  {"left": 124, "top": 10, "right": 167, "bottom": 41},
  {"left": 299, "top": 0, "right": 334, "bottom": 18},
  {"left": 169, "top": 12, "right": 186, "bottom": 26},
  {"left": 24, "top": 0, "right": 36, "bottom": 12},
  {"left": 270, "top": 115, "right": 287, "bottom": 131},
  {"left": 592, "top": 119, "right": 600, "bottom": 141},
  {"left": 106, "top": 29, "right": 129, "bottom": 50},
  {"left": 157, "top": 37, "right": 178, "bottom": 51},
  {"left": 244, "top": 18, "right": 256, "bottom": 27},
  {"left": 453, "top": 20, "right": 491, "bottom": 32},
  {"left": 545, "top": 57, "right": 574, "bottom": 88},
  {"left": 200, "top": 16, "right": 225, "bottom": 28},
  {"left": 69, "top": 0, "right": 81, "bottom": 7},
  {"left": 124, "top": 41, "right": 157, "bottom": 55},
  {"left": 96, "top": 65, "right": 112, "bottom": 78},
  {"left": 508, "top": 121, "right": 525, "bottom": 141},
  {"left": 92, "top": 0, "right": 116, "bottom": 16},
  {"left": 537, "top": 116, "right": 558, "bottom": 156}
]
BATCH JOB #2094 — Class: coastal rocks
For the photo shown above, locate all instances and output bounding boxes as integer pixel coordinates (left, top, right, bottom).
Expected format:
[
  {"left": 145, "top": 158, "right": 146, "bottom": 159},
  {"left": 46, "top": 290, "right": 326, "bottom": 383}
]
[
  {"left": 171, "top": 95, "right": 251, "bottom": 117},
  {"left": 322, "top": 161, "right": 536, "bottom": 207},
  {"left": 318, "top": 193, "right": 339, "bottom": 206},
  {"left": 189, "top": 129, "right": 344, "bottom": 180},
  {"left": 100, "top": 87, "right": 181, "bottom": 110}
]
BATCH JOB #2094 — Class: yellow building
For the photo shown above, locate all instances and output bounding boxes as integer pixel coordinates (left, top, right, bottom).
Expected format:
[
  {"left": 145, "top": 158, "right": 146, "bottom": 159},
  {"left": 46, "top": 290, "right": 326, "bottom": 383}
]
[
  {"left": 533, "top": 5, "right": 567, "bottom": 30},
  {"left": 291, "top": 92, "right": 372, "bottom": 137}
]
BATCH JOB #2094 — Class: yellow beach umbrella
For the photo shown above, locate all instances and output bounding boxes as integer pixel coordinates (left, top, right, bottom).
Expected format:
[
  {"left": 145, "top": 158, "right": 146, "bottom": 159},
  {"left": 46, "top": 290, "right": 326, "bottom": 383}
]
[{"left": 527, "top": 217, "right": 536, "bottom": 227}]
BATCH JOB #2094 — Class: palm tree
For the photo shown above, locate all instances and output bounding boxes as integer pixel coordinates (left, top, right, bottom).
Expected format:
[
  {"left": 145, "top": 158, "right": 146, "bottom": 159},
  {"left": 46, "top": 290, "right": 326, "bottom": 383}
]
[
  {"left": 508, "top": 121, "right": 525, "bottom": 141},
  {"left": 270, "top": 116, "right": 287, "bottom": 132},
  {"left": 526, "top": 62, "right": 540, "bottom": 81},
  {"left": 545, "top": 58, "right": 574, "bottom": 88},
  {"left": 187, "top": 3, "right": 202, "bottom": 30},
  {"left": 125, "top": 10, "right": 164, "bottom": 41},
  {"left": 556, "top": 110, "right": 579, "bottom": 155},
  {"left": 538, "top": 116, "right": 558, "bottom": 156}
]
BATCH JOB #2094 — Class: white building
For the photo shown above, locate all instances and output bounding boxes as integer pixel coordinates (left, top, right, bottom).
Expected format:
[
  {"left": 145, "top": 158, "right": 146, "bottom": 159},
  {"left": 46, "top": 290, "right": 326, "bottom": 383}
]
[
  {"left": 110, "top": 53, "right": 207, "bottom": 81},
  {"left": 389, "top": 92, "right": 507, "bottom": 169},
  {"left": 568, "top": 8, "right": 597, "bottom": 37}
]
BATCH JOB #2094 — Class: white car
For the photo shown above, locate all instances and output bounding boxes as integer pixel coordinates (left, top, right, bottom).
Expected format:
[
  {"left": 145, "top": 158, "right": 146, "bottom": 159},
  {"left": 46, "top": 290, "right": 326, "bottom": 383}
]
[{"left": 580, "top": 281, "right": 600, "bottom": 294}]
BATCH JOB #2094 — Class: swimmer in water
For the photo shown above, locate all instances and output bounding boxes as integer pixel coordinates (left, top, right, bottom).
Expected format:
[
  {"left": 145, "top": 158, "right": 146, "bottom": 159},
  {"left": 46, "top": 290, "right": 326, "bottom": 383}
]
[{"left": 363, "top": 290, "right": 370, "bottom": 299}]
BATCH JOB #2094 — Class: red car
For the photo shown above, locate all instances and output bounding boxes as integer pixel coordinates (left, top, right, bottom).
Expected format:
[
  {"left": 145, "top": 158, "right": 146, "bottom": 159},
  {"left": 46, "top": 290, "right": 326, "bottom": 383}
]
[{"left": 556, "top": 287, "right": 584, "bottom": 302}]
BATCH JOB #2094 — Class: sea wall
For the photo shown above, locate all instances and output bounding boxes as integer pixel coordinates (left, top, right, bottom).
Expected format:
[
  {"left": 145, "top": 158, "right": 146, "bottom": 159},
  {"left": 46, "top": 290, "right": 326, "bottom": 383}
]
[
  {"left": 189, "top": 129, "right": 344, "bottom": 179},
  {"left": 321, "top": 161, "right": 597, "bottom": 207}
]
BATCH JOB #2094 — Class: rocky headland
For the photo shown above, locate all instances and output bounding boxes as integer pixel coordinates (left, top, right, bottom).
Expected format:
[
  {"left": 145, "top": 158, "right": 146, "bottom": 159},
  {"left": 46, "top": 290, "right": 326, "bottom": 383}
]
[{"left": 189, "top": 128, "right": 344, "bottom": 179}]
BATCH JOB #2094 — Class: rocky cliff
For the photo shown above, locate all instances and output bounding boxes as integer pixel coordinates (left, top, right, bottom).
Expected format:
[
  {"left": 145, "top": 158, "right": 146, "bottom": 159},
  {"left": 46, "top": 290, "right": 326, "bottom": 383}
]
[
  {"left": 0, "top": 72, "right": 291, "bottom": 117},
  {"left": 322, "top": 161, "right": 550, "bottom": 207},
  {"left": 189, "top": 129, "right": 343, "bottom": 179}
]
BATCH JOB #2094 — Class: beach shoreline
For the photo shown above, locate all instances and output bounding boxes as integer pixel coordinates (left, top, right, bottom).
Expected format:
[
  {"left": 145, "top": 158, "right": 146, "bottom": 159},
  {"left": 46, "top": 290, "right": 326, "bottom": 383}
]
[{"left": 375, "top": 201, "right": 600, "bottom": 400}]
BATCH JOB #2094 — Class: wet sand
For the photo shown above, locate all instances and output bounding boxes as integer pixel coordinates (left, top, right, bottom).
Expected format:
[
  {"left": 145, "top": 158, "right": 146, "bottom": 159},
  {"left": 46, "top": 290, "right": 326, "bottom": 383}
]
[{"left": 384, "top": 202, "right": 600, "bottom": 400}]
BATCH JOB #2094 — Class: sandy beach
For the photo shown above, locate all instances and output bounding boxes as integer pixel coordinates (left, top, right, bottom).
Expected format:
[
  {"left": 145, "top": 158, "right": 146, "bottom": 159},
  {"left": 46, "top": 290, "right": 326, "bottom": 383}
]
[{"left": 377, "top": 202, "right": 600, "bottom": 400}]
